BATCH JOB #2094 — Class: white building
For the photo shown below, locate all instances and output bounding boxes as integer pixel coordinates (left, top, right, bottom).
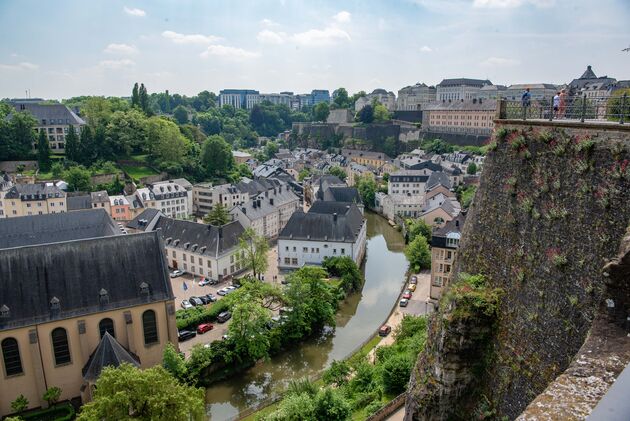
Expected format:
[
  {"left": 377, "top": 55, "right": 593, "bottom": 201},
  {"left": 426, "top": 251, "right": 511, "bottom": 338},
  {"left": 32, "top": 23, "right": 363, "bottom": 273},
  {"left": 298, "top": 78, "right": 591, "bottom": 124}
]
[
  {"left": 504, "top": 84, "right": 558, "bottom": 101},
  {"left": 436, "top": 78, "right": 492, "bottom": 101},
  {"left": 135, "top": 180, "right": 191, "bottom": 219},
  {"left": 192, "top": 183, "right": 248, "bottom": 216},
  {"left": 218, "top": 89, "right": 260, "bottom": 109},
  {"left": 278, "top": 201, "right": 367, "bottom": 269},
  {"left": 230, "top": 184, "right": 300, "bottom": 239},
  {"left": 397, "top": 83, "right": 436, "bottom": 110},
  {"left": 355, "top": 89, "right": 397, "bottom": 112}
]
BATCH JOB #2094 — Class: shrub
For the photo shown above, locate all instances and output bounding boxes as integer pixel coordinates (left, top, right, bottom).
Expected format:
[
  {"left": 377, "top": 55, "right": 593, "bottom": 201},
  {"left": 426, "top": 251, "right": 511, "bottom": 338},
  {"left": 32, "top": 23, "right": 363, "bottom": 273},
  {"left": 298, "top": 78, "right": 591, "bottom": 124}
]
[
  {"left": 323, "top": 360, "right": 351, "bottom": 387},
  {"left": 365, "top": 400, "right": 384, "bottom": 416},
  {"left": 381, "top": 354, "right": 413, "bottom": 394},
  {"left": 176, "top": 300, "right": 230, "bottom": 330},
  {"left": 11, "top": 394, "right": 29, "bottom": 413},
  {"left": 313, "top": 388, "right": 351, "bottom": 421},
  {"left": 43, "top": 386, "right": 61, "bottom": 406}
]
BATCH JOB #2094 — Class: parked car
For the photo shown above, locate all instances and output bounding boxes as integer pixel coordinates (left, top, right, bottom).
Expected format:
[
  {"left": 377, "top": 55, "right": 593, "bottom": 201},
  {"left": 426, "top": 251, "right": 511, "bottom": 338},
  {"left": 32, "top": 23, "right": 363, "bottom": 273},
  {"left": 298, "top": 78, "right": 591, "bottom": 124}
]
[
  {"left": 410, "top": 276, "right": 418, "bottom": 284},
  {"left": 170, "top": 270, "right": 184, "bottom": 278},
  {"left": 198, "top": 295, "right": 211, "bottom": 305},
  {"left": 408, "top": 284, "right": 417, "bottom": 292},
  {"left": 199, "top": 278, "right": 212, "bottom": 287},
  {"left": 189, "top": 297, "right": 204, "bottom": 307},
  {"left": 177, "top": 330, "right": 196, "bottom": 342},
  {"left": 379, "top": 325, "right": 392, "bottom": 337},
  {"left": 217, "top": 311, "right": 232, "bottom": 323},
  {"left": 217, "top": 288, "right": 229, "bottom": 296},
  {"left": 402, "top": 290, "right": 412, "bottom": 300},
  {"left": 197, "top": 323, "right": 214, "bottom": 334},
  {"left": 225, "top": 286, "right": 237, "bottom": 294},
  {"left": 399, "top": 298, "right": 409, "bottom": 307},
  {"left": 222, "top": 334, "right": 230, "bottom": 340},
  {"left": 204, "top": 293, "right": 217, "bottom": 302},
  {"left": 180, "top": 300, "right": 193, "bottom": 310}
]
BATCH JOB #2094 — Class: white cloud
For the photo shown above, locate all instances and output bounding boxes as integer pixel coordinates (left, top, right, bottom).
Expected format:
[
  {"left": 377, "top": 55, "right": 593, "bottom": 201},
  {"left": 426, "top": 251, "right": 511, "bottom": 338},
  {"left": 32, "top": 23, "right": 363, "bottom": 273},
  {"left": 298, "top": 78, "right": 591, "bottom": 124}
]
[
  {"left": 292, "top": 27, "right": 351, "bottom": 47},
  {"left": 104, "top": 43, "right": 138, "bottom": 55},
  {"left": 333, "top": 11, "right": 352, "bottom": 23},
  {"left": 480, "top": 56, "right": 520, "bottom": 66},
  {"left": 123, "top": 6, "right": 146, "bottom": 17},
  {"left": 257, "top": 30, "right": 286, "bottom": 44},
  {"left": 473, "top": 0, "right": 554, "bottom": 8},
  {"left": 200, "top": 45, "right": 260, "bottom": 60},
  {"left": 260, "top": 18, "right": 280, "bottom": 27},
  {"left": 420, "top": 45, "right": 433, "bottom": 52},
  {"left": 98, "top": 59, "right": 136, "bottom": 69},
  {"left": 0, "top": 61, "right": 38, "bottom": 71},
  {"left": 162, "top": 30, "right": 222, "bottom": 45}
]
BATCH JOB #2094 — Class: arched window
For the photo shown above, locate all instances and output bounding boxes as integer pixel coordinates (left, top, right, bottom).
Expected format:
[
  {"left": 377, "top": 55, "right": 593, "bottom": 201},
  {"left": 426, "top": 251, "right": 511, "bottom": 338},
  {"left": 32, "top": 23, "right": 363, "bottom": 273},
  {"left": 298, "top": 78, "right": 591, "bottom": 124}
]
[
  {"left": 98, "top": 318, "right": 115, "bottom": 339},
  {"left": 142, "top": 310, "right": 158, "bottom": 345},
  {"left": 51, "top": 327, "right": 71, "bottom": 365},
  {"left": 1, "top": 338, "right": 23, "bottom": 376}
]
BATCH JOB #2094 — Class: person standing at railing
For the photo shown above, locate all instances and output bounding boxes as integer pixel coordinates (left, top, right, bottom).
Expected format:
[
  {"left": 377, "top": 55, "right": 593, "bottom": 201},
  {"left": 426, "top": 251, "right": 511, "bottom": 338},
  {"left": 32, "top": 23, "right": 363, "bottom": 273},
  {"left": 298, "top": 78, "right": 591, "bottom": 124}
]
[
  {"left": 521, "top": 88, "right": 531, "bottom": 119},
  {"left": 553, "top": 92, "right": 561, "bottom": 119},
  {"left": 559, "top": 89, "right": 567, "bottom": 119}
]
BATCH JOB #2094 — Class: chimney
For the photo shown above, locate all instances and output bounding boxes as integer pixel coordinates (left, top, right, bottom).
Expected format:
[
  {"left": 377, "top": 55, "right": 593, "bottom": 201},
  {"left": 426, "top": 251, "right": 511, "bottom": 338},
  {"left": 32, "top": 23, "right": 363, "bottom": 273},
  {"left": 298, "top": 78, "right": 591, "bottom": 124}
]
[{"left": 333, "top": 212, "right": 337, "bottom": 222}]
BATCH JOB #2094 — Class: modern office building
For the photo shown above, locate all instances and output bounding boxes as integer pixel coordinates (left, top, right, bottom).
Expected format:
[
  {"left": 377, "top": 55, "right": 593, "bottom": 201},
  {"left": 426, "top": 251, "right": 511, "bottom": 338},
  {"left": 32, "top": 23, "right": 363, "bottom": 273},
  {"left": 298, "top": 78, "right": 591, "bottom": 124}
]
[{"left": 218, "top": 89, "right": 260, "bottom": 109}]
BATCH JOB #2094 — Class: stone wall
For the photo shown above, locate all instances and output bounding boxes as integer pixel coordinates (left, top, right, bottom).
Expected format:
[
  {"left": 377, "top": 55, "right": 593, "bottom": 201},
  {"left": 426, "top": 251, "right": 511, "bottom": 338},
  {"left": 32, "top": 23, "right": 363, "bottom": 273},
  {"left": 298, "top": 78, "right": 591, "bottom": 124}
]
[{"left": 405, "top": 120, "right": 630, "bottom": 420}]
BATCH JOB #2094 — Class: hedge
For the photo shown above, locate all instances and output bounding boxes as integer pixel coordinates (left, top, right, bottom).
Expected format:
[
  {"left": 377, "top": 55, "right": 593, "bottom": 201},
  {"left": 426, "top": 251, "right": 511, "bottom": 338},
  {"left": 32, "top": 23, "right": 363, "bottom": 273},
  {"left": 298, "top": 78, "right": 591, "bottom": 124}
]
[
  {"left": 20, "top": 402, "right": 75, "bottom": 421},
  {"left": 176, "top": 300, "right": 230, "bottom": 330}
]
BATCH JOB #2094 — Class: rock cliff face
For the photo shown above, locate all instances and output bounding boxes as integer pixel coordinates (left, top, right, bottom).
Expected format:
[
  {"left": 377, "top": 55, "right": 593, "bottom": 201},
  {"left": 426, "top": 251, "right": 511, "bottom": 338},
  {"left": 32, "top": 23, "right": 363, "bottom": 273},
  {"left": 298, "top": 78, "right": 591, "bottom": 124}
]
[{"left": 406, "top": 121, "right": 630, "bottom": 420}]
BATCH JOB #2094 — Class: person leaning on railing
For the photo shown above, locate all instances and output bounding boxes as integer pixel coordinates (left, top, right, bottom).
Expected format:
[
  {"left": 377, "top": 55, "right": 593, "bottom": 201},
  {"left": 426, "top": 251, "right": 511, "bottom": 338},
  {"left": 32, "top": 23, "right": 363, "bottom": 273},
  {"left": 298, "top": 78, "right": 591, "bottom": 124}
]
[{"left": 521, "top": 88, "right": 531, "bottom": 119}]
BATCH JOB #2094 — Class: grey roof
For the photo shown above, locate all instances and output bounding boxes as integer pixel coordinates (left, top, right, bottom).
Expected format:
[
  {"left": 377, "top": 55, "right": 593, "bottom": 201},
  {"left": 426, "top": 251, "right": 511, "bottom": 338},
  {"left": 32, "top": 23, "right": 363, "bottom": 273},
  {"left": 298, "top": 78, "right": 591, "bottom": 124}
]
[
  {"left": 341, "top": 149, "right": 391, "bottom": 161},
  {"left": 9, "top": 102, "right": 86, "bottom": 125},
  {"left": 422, "top": 197, "right": 460, "bottom": 217},
  {"left": 437, "top": 78, "right": 492, "bottom": 88},
  {"left": 232, "top": 186, "right": 299, "bottom": 221},
  {"left": 0, "top": 232, "right": 173, "bottom": 331},
  {"left": 171, "top": 178, "right": 193, "bottom": 189},
  {"left": 580, "top": 65, "right": 597, "bottom": 80},
  {"left": 279, "top": 202, "right": 364, "bottom": 242},
  {"left": 426, "top": 172, "right": 452, "bottom": 191},
  {"left": 0, "top": 209, "right": 120, "bottom": 249},
  {"left": 431, "top": 213, "right": 466, "bottom": 248},
  {"left": 3, "top": 183, "right": 65, "bottom": 200},
  {"left": 126, "top": 208, "right": 161, "bottom": 231},
  {"left": 406, "top": 161, "right": 443, "bottom": 172},
  {"left": 91, "top": 190, "right": 110, "bottom": 204},
  {"left": 67, "top": 194, "right": 92, "bottom": 211},
  {"left": 82, "top": 332, "right": 140, "bottom": 382},
  {"left": 154, "top": 218, "right": 245, "bottom": 258},
  {"left": 423, "top": 99, "right": 497, "bottom": 111},
  {"left": 322, "top": 186, "right": 361, "bottom": 204}
]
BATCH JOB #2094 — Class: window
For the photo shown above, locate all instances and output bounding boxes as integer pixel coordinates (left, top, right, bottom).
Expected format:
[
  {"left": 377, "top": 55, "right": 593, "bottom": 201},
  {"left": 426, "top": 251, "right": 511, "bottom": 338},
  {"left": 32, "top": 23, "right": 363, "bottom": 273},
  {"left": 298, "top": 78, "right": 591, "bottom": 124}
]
[
  {"left": 291, "top": 258, "right": 298, "bottom": 265},
  {"left": 99, "top": 318, "right": 115, "bottom": 338},
  {"left": 2, "top": 338, "right": 23, "bottom": 376},
  {"left": 183, "top": 254, "right": 187, "bottom": 261},
  {"left": 284, "top": 257, "right": 290, "bottom": 264},
  {"left": 172, "top": 250, "right": 176, "bottom": 258},
  {"left": 142, "top": 310, "right": 159, "bottom": 345},
  {"left": 51, "top": 327, "right": 71, "bottom": 365},
  {"left": 198, "top": 257, "right": 202, "bottom": 265},
  {"left": 341, "top": 248, "right": 345, "bottom": 255},
  {"left": 303, "top": 247, "right": 308, "bottom": 253}
]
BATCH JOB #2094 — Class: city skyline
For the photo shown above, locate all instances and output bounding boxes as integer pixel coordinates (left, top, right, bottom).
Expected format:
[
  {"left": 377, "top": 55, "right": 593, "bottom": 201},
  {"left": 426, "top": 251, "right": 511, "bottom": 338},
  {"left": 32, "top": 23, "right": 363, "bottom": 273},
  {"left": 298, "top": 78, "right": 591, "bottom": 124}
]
[{"left": 1, "top": 0, "right": 629, "bottom": 99}]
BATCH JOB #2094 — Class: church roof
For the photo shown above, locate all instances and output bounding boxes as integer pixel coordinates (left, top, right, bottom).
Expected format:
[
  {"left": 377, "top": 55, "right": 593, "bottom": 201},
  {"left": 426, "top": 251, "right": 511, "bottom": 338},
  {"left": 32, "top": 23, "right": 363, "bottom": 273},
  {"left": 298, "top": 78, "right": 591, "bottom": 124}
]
[{"left": 82, "top": 332, "right": 140, "bottom": 382}]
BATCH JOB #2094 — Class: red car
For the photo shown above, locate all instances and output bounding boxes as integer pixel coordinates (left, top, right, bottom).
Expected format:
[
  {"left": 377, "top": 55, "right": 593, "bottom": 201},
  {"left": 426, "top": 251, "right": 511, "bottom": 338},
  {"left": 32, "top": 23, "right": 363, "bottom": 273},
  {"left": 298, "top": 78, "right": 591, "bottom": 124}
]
[
  {"left": 197, "top": 323, "right": 214, "bottom": 334},
  {"left": 402, "top": 290, "right": 412, "bottom": 300},
  {"left": 379, "top": 325, "right": 392, "bottom": 337}
]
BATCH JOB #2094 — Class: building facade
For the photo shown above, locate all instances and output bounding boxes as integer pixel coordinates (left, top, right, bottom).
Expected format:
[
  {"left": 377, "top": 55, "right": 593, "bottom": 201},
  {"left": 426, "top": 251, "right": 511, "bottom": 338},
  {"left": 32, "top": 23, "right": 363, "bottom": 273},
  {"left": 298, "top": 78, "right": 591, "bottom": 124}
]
[
  {"left": 135, "top": 180, "right": 191, "bottom": 219},
  {"left": 109, "top": 195, "right": 132, "bottom": 221},
  {"left": 397, "top": 83, "right": 437, "bottom": 110},
  {"left": 422, "top": 99, "right": 496, "bottom": 135},
  {"left": 504, "top": 83, "right": 557, "bottom": 101},
  {"left": 0, "top": 183, "right": 67, "bottom": 218},
  {"left": 430, "top": 214, "right": 465, "bottom": 300},
  {"left": 436, "top": 78, "right": 492, "bottom": 101},
  {"left": 218, "top": 89, "right": 260, "bottom": 109},
  {"left": 355, "top": 89, "right": 397, "bottom": 112}
]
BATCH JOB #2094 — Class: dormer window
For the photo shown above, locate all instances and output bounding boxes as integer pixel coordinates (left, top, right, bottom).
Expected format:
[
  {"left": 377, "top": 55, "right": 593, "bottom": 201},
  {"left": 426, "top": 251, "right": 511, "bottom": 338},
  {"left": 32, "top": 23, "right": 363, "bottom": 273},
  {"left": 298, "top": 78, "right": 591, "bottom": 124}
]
[
  {"left": 200, "top": 246, "right": 207, "bottom": 253},
  {"left": 0, "top": 305, "right": 9, "bottom": 318},
  {"left": 184, "top": 242, "right": 190, "bottom": 249},
  {"left": 139, "top": 282, "right": 150, "bottom": 296},
  {"left": 192, "top": 244, "right": 198, "bottom": 251},
  {"left": 165, "top": 237, "right": 172, "bottom": 245},
  {"left": 173, "top": 239, "right": 180, "bottom": 246},
  {"left": 99, "top": 288, "right": 109, "bottom": 305},
  {"left": 50, "top": 296, "right": 60, "bottom": 311}
]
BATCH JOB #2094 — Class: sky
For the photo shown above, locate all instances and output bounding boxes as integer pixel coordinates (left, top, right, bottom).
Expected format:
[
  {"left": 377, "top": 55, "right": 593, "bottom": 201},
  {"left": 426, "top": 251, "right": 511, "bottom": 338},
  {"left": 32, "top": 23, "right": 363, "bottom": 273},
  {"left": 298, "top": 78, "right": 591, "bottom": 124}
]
[{"left": 0, "top": 0, "right": 629, "bottom": 100}]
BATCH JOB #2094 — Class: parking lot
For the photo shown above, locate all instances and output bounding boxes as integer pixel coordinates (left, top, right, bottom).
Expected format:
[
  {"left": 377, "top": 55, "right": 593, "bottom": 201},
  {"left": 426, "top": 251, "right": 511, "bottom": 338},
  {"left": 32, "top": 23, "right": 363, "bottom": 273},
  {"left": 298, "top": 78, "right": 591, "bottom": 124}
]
[{"left": 399, "top": 270, "right": 433, "bottom": 316}]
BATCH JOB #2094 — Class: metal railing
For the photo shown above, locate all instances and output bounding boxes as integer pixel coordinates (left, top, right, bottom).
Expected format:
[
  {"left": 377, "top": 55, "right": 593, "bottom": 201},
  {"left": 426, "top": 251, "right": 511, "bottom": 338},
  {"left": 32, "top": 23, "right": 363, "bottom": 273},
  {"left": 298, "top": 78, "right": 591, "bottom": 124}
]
[{"left": 498, "top": 93, "right": 628, "bottom": 124}]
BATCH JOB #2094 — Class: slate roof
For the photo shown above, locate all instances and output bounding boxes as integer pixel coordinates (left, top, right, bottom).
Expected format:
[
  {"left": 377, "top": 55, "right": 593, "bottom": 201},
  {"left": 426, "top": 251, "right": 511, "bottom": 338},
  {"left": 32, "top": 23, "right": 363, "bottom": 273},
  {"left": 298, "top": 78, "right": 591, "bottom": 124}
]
[
  {"left": 0, "top": 209, "right": 120, "bottom": 249},
  {"left": 66, "top": 195, "right": 92, "bottom": 211},
  {"left": 341, "top": 149, "right": 391, "bottom": 161},
  {"left": 437, "top": 78, "right": 492, "bottom": 88},
  {"left": 155, "top": 218, "right": 245, "bottom": 258},
  {"left": 279, "top": 202, "right": 364, "bottom": 242},
  {"left": 126, "top": 208, "right": 161, "bottom": 231},
  {"left": 0, "top": 232, "right": 173, "bottom": 331},
  {"left": 423, "top": 99, "right": 497, "bottom": 111},
  {"left": 232, "top": 187, "right": 299, "bottom": 221},
  {"left": 9, "top": 102, "right": 86, "bottom": 126},
  {"left": 3, "top": 183, "right": 65, "bottom": 200},
  {"left": 431, "top": 213, "right": 466, "bottom": 248},
  {"left": 426, "top": 172, "right": 452, "bottom": 191},
  {"left": 322, "top": 186, "right": 361, "bottom": 204},
  {"left": 82, "top": 332, "right": 140, "bottom": 382}
]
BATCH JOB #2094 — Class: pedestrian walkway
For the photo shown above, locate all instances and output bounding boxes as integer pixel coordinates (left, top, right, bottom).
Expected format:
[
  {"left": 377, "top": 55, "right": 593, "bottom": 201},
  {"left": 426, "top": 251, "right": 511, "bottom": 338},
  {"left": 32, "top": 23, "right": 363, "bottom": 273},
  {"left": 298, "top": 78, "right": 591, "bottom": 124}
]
[{"left": 385, "top": 407, "right": 405, "bottom": 421}]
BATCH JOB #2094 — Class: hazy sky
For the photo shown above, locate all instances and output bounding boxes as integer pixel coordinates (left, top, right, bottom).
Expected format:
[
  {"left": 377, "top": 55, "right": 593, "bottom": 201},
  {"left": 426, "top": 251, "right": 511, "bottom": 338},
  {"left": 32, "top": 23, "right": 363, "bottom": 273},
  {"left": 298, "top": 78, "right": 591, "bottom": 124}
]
[{"left": 1, "top": 0, "right": 629, "bottom": 100}]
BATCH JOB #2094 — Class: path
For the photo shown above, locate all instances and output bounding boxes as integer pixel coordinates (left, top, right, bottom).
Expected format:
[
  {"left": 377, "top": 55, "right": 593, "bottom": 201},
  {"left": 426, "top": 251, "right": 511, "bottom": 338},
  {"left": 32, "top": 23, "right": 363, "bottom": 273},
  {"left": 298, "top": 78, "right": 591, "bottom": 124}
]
[{"left": 385, "top": 406, "right": 406, "bottom": 421}]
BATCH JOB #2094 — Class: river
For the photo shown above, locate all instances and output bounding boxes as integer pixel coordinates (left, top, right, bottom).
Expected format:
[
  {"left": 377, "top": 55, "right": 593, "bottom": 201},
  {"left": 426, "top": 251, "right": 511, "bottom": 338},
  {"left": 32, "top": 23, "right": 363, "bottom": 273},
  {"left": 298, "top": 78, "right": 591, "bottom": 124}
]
[{"left": 204, "top": 212, "right": 408, "bottom": 420}]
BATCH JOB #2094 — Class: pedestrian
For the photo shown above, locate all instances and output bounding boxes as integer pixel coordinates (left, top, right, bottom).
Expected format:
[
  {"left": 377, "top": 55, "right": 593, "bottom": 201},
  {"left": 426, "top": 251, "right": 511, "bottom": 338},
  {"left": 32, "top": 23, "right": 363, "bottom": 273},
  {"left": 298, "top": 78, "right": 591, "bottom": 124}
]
[
  {"left": 559, "top": 89, "right": 567, "bottom": 118},
  {"left": 521, "top": 88, "right": 531, "bottom": 119},
  {"left": 553, "top": 92, "right": 560, "bottom": 118}
]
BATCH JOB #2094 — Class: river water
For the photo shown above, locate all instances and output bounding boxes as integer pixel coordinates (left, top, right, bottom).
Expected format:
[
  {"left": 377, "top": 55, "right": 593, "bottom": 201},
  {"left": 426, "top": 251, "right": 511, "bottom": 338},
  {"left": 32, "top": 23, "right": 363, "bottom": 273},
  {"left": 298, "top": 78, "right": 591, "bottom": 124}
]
[{"left": 205, "top": 212, "right": 408, "bottom": 420}]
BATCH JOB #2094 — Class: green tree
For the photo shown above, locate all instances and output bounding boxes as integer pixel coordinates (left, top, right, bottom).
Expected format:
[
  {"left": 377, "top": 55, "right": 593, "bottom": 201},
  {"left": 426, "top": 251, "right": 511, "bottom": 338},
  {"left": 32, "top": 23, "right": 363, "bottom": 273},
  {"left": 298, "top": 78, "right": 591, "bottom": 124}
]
[
  {"left": 139, "top": 83, "right": 149, "bottom": 113},
  {"left": 238, "top": 227, "right": 269, "bottom": 278},
  {"left": 298, "top": 168, "right": 311, "bottom": 182},
  {"left": 313, "top": 102, "right": 330, "bottom": 122},
  {"left": 381, "top": 354, "right": 413, "bottom": 393},
  {"left": 132, "top": 82, "right": 140, "bottom": 108},
  {"left": 356, "top": 174, "right": 377, "bottom": 207},
  {"left": 203, "top": 203, "right": 230, "bottom": 226},
  {"left": 228, "top": 300, "right": 271, "bottom": 361},
  {"left": 173, "top": 105, "right": 189, "bottom": 125},
  {"left": 407, "top": 219, "right": 432, "bottom": 244},
  {"left": 313, "top": 388, "right": 351, "bottom": 421},
  {"left": 382, "top": 136, "right": 397, "bottom": 158},
  {"left": 421, "top": 139, "right": 454, "bottom": 155},
  {"left": 43, "top": 386, "right": 61, "bottom": 407},
  {"left": 162, "top": 342, "right": 187, "bottom": 381},
  {"left": 36, "top": 129, "right": 52, "bottom": 171},
  {"left": 78, "top": 125, "right": 97, "bottom": 166},
  {"left": 8, "top": 111, "right": 37, "bottom": 159},
  {"left": 322, "top": 256, "right": 362, "bottom": 291},
  {"left": 202, "top": 134, "right": 234, "bottom": 177},
  {"left": 264, "top": 393, "right": 315, "bottom": 421},
  {"left": 10, "top": 394, "right": 29, "bottom": 413},
  {"left": 373, "top": 103, "right": 391, "bottom": 122},
  {"left": 264, "top": 141, "right": 279, "bottom": 160},
  {"left": 322, "top": 360, "right": 350, "bottom": 387},
  {"left": 357, "top": 104, "right": 374, "bottom": 124},
  {"left": 467, "top": 162, "right": 477, "bottom": 175},
  {"left": 51, "top": 162, "right": 64, "bottom": 179},
  {"left": 327, "top": 166, "right": 347, "bottom": 181},
  {"left": 105, "top": 109, "right": 148, "bottom": 156},
  {"left": 83, "top": 97, "right": 113, "bottom": 128},
  {"left": 332, "top": 88, "right": 350, "bottom": 109},
  {"left": 146, "top": 117, "right": 190, "bottom": 167},
  {"left": 64, "top": 125, "right": 80, "bottom": 162},
  {"left": 405, "top": 235, "right": 431, "bottom": 272},
  {"left": 77, "top": 364, "right": 205, "bottom": 421},
  {"left": 63, "top": 166, "right": 92, "bottom": 192}
]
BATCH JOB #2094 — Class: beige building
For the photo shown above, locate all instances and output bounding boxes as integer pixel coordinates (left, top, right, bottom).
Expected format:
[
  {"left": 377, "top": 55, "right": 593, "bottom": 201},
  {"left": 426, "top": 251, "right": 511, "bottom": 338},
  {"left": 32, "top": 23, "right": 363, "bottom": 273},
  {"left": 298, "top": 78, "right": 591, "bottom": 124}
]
[
  {"left": 430, "top": 214, "right": 465, "bottom": 300},
  {"left": 422, "top": 99, "right": 497, "bottom": 135},
  {"left": 90, "top": 190, "right": 111, "bottom": 214},
  {"left": 0, "top": 222, "right": 176, "bottom": 416},
  {"left": 397, "top": 83, "right": 436, "bottom": 110},
  {"left": 135, "top": 179, "right": 191, "bottom": 219},
  {"left": 436, "top": 78, "right": 492, "bottom": 101},
  {"left": 355, "top": 89, "right": 397, "bottom": 112},
  {"left": 192, "top": 182, "right": 248, "bottom": 216},
  {"left": 128, "top": 209, "right": 247, "bottom": 280},
  {"left": 0, "top": 182, "right": 66, "bottom": 218}
]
